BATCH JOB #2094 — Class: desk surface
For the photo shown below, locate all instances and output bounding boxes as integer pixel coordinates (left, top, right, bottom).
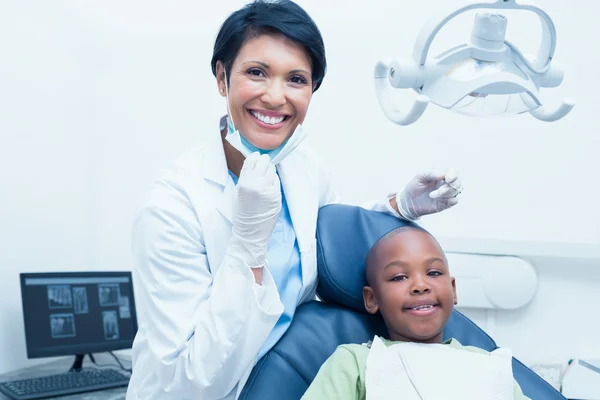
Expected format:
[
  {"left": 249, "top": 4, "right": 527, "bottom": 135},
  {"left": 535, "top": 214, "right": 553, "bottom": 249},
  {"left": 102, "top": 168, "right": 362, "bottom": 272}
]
[{"left": 0, "top": 356, "right": 128, "bottom": 400}]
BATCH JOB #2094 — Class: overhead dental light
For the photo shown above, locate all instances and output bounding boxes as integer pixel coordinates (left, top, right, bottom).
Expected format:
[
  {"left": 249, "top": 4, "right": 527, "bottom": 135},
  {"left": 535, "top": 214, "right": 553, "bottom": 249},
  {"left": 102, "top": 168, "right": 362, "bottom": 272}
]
[{"left": 374, "top": 0, "right": 574, "bottom": 125}]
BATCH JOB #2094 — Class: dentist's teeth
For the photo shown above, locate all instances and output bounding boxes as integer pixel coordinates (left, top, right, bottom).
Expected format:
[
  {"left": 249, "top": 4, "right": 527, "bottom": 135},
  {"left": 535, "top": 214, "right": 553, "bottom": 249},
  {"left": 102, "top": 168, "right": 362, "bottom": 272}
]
[{"left": 251, "top": 110, "right": 285, "bottom": 125}]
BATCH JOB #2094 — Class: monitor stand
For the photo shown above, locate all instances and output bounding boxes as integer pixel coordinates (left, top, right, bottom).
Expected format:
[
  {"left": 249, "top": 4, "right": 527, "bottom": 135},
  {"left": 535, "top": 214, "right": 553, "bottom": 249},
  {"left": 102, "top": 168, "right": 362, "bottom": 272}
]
[{"left": 69, "top": 354, "right": 85, "bottom": 372}]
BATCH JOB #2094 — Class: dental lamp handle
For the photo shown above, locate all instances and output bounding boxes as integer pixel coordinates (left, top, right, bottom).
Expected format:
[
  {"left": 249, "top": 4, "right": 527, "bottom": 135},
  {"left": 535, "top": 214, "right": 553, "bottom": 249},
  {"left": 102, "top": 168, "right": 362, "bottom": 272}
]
[
  {"left": 521, "top": 94, "right": 576, "bottom": 122},
  {"left": 374, "top": 61, "right": 429, "bottom": 126}
]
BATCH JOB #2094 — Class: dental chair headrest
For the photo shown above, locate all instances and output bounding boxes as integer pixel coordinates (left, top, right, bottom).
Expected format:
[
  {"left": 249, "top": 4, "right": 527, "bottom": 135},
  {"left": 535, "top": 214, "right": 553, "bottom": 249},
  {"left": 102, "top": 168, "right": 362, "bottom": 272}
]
[{"left": 316, "top": 204, "right": 420, "bottom": 313}]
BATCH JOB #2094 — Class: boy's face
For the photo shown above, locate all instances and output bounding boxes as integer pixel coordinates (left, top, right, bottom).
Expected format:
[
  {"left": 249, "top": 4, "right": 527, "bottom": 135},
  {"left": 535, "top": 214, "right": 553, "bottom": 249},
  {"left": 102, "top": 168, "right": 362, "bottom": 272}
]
[{"left": 363, "top": 229, "right": 457, "bottom": 343}]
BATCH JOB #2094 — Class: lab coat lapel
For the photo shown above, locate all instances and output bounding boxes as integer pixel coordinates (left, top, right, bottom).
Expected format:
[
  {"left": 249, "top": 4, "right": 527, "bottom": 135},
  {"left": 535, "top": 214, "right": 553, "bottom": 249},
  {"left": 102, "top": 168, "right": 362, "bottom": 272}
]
[
  {"left": 203, "top": 178, "right": 234, "bottom": 276},
  {"left": 277, "top": 154, "right": 319, "bottom": 290},
  {"left": 203, "top": 128, "right": 233, "bottom": 225},
  {"left": 200, "top": 129, "right": 235, "bottom": 275},
  {"left": 215, "top": 180, "right": 234, "bottom": 224}
]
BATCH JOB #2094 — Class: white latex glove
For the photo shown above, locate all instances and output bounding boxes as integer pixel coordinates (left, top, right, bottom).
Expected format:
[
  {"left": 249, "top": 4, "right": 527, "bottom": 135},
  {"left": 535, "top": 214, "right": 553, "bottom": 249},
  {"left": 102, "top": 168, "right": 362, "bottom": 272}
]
[
  {"left": 396, "top": 170, "right": 462, "bottom": 221},
  {"left": 230, "top": 152, "right": 282, "bottom": 268}
]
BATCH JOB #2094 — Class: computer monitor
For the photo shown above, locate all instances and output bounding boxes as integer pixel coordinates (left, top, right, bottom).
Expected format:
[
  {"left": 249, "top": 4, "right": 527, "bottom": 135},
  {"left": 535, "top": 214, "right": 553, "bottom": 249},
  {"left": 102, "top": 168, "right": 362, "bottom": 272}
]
[{"left": 20, "top": 272, "right": 138, "bottom": 361}]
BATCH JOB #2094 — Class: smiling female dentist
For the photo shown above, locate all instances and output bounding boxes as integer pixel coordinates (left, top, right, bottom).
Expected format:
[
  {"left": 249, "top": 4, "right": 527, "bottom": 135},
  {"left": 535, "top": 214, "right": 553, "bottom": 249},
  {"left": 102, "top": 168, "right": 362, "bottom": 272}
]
[{"left": 126, "top": 1, "right": 462, "bottom": 399}]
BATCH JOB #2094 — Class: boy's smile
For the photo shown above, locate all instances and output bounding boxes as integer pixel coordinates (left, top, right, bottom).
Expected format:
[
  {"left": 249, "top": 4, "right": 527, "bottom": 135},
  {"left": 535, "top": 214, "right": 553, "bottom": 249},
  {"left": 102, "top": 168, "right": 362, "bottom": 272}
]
[
  {"left": 363, "top": 227, "right": 457, "bottom": 343},
  {"left": 404, "top": 299, "right": 440, "bottom": 316}
]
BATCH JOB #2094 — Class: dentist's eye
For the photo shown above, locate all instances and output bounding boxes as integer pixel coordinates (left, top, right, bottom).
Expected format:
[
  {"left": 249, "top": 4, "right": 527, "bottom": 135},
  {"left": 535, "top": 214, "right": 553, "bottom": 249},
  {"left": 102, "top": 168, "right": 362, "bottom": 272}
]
[
  {"left": 290, "top": 75, "right": 308, "bottom": 85},
  {"left": 247, "top": 68, "right": 265, "bottom": 77}
]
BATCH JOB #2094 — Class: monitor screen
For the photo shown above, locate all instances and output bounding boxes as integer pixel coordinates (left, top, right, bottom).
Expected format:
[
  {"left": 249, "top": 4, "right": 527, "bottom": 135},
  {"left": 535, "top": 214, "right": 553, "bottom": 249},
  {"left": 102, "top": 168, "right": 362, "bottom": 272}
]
[{"left": 20, "top": 272, "right": 138, "bottom": 358}]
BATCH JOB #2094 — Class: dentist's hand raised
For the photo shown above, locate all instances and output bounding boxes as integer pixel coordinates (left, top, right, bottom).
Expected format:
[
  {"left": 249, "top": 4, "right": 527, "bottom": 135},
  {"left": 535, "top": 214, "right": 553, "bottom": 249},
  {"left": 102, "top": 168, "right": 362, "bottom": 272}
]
[
  {"left": 230, "top": 153, "right": 282, "bottom": 269},
  {"left": 396, "top": 170, "right": 462, "bottom": 221}
]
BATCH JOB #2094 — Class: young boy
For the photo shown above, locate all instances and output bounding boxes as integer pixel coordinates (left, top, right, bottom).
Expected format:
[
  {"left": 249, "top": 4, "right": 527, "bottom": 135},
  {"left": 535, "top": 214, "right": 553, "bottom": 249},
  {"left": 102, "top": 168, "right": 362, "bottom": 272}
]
[{"left": 302, "top": 226, "right": 530, "bottom": 400}]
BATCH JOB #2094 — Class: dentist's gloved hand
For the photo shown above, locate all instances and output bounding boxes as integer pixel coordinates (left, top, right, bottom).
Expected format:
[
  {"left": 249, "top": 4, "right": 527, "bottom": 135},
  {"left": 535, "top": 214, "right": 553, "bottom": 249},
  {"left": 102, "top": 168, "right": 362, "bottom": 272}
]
[
  {"left": 230, "top": 152, "right": 282, "bottom": 269},
  {"left": 396, "top": 170, "right": 462, "bottom": 221}
]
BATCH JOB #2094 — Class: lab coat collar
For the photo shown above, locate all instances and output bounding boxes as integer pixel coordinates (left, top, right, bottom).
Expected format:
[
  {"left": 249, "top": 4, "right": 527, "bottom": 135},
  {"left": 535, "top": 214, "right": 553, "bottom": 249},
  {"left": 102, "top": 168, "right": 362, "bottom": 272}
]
[
  {"left": 203, "top": 115, "right": 231, "bottom": 188},
  {"left": 204, "top": 116, "right": 234, "bottom": 223}
]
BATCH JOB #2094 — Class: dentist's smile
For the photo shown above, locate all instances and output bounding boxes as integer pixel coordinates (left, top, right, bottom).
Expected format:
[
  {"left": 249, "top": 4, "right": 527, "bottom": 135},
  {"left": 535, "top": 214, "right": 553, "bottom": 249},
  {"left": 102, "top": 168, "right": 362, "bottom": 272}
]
[{"left": 247, "top": 109, "right": 290, "bottom": 130}]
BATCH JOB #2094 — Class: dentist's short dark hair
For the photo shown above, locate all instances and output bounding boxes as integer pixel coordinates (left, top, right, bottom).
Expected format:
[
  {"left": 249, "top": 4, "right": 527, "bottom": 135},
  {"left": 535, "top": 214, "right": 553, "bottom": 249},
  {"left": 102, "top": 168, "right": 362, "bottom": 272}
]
[{"left": 210, "top": 0, "right": 327, "bottom": 92}]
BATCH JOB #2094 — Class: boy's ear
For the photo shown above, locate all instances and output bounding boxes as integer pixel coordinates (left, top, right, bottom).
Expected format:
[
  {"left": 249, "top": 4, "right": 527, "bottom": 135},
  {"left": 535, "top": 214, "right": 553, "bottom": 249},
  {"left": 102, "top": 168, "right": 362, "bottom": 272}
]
[
  {"left": 363, "top": 286, "right": 379, "bottom": 314},
  {"left": 451, "top": 276, "right": 458, "bottom": 305}
]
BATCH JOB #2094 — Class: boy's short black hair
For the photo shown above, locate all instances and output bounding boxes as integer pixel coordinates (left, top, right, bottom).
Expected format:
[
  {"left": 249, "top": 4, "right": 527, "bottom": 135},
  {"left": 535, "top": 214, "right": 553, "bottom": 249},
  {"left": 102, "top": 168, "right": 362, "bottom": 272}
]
[
  {"left": 210, "top": 0, "right": 327, "bottom": 92},
  {"left": 365, "top": 226, "right": 437, "bottom": 286}
]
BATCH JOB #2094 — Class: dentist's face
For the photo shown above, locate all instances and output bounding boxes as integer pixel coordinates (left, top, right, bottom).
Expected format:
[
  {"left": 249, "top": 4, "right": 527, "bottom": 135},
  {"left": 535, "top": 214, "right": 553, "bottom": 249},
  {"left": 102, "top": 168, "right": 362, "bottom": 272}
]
[{"left": 217, "top": 33, "right": 313, "bottom": 150}]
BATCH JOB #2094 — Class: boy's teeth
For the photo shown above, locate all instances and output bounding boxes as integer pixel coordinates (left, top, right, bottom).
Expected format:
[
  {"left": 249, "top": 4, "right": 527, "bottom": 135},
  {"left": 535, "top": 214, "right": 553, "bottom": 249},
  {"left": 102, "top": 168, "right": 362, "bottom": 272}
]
[
  {"left": 251, "top": 110, "right": 285, "bottom": 125},
  {"left": 413, "top": 305, "right": 434, "bottom": 310}
]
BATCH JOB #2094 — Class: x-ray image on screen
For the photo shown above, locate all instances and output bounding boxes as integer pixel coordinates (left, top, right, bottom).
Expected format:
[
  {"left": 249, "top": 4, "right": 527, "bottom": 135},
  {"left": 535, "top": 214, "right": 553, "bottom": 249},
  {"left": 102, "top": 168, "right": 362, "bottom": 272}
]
[
  {"left": 72, "top": 287, "right": 88, "bottom": 314},
  {"left": 50, "top": 313, "right": 76, "bottom": 339},
  {"left": 98, "top": 284, "right": 120, "bottom": 307},
  {"left": 102, "top": 310, "right": 120, "bottom": 340},
  {"left": 119, "top": 296, "right": 131, "bottom": 319},
  {"left": 21, "top": 272, "right": 138, "bottom": 358},
  {"left": 47, "top": 285, "right": 73, "bottom": 309}
]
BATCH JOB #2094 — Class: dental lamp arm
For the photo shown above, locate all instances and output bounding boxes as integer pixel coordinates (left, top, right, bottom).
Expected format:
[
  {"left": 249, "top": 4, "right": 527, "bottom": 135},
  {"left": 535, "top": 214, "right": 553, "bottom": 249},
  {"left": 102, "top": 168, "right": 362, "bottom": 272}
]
[{"left": 412, "top": 0, "right": 556, "bottom": 71}]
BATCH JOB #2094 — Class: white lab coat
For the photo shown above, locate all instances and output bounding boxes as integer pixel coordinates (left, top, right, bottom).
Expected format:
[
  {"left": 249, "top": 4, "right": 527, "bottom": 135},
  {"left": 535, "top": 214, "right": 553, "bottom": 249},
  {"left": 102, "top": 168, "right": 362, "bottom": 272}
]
[{"left": 126, "top": 127, "right": 397, "bottom": 400}]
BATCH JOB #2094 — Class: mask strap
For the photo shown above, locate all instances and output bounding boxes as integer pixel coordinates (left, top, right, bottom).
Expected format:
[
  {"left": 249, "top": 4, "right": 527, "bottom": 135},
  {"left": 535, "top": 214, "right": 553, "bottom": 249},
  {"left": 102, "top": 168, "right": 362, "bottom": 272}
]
[{"left": 223, "top": 70, "right": 237, "bottom": 132}]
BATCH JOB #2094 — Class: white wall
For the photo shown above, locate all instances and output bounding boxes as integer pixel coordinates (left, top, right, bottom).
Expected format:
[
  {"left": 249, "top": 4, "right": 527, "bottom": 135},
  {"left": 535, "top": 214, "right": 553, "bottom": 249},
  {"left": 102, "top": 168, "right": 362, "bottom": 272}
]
[
  {"left": 1, "top": 0, "right": 598, "bottom": 375},
  {"left": 457, "top": 255, "right": 600, "bottom": 366}
]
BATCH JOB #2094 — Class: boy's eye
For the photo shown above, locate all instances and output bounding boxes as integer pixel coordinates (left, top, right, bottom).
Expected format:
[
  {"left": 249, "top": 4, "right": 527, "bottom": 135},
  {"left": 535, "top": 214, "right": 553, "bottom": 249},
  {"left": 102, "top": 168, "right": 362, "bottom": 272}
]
[
  {"left": 428, "top": 270, "right": 443, "bottom": 277},
  {"left": 390, "top": 275, "right": 407, "bottom": 282}
]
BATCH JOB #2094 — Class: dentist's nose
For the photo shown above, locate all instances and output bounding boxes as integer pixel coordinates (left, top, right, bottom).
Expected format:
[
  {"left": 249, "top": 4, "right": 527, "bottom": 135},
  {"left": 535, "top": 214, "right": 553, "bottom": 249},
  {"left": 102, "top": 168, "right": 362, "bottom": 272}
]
[{"left": 261, "top": 79, "right": 286, "bottom": 108}]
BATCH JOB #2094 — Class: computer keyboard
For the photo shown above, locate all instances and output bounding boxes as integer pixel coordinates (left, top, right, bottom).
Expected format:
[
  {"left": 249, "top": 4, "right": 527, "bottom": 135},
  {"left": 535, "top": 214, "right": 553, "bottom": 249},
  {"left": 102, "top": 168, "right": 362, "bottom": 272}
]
[{"left": 0, "top": 368, "right": 130, "bottom": 400}]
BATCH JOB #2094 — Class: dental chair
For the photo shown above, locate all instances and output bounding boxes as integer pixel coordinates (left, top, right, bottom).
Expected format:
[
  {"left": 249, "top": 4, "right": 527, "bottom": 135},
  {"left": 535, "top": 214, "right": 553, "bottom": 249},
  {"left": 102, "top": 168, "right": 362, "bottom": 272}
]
[{"left": 239, "top": 204, "right": 566, "bottom": 400}]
